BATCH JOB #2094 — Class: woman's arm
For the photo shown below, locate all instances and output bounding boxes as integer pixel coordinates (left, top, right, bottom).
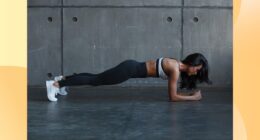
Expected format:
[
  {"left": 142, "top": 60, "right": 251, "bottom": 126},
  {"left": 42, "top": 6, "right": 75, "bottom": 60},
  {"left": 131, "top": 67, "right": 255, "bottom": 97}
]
[
  {"left": 167, "top": 69, "right": 202, "bottom": 102},
  {"left": 178, "top": 89, "right": 201, "bottom": 96}
]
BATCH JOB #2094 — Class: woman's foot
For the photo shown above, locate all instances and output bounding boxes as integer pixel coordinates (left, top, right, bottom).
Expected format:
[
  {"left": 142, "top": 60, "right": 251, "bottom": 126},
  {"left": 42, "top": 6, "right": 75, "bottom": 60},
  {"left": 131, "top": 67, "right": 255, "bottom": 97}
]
[
  {"left": 54, "top": 75, "right": 68, "bottom": 95},
  {"left": 53, "top": 81, "right": 60, "bottom": 88},
  {"left": 54, "top": 75, "right": 64, "bottom": 81},
  {"left": 46, "top": 80, "right": 59, "bottom": 102}
]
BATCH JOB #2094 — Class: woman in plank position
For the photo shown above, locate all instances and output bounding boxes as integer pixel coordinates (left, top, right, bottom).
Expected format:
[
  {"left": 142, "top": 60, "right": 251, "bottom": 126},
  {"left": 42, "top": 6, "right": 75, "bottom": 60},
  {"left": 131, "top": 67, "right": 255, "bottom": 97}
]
[{"left": 46, "top": 53, "right": 212, "bottom": 102}]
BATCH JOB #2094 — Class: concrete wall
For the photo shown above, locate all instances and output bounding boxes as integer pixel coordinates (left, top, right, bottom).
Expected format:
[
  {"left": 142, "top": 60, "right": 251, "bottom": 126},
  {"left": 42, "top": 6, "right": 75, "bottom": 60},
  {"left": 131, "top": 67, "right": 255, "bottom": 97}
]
[
  {"left": 28, "top": 0, "right": 232, "bottom": 88},
  {"left": 28, "top": 8, "right": 62, "bottom": 85}
]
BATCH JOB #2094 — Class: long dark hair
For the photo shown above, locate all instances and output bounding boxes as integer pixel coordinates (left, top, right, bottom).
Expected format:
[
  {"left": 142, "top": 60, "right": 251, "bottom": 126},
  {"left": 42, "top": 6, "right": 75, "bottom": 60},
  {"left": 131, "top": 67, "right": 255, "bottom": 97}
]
[{"left": 179, "top": 53, "right": 212, "bottom": 89}]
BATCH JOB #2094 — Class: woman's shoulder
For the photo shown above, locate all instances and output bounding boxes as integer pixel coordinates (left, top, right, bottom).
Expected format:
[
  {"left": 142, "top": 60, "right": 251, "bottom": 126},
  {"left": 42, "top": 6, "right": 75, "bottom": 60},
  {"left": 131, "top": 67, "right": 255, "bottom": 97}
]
[
  {"left": 164, "top": 57, "right": 179, "bottom": 67},
  {"left": 164, "top": 57, "right": 180, "bottom": 74}
]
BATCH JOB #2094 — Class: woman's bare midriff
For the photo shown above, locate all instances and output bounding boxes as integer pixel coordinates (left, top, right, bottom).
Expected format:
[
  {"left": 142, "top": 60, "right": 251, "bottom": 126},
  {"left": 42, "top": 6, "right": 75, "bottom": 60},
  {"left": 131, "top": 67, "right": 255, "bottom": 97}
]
[{"left": 145, "top": 60, "right": 157, "bottom": 77}]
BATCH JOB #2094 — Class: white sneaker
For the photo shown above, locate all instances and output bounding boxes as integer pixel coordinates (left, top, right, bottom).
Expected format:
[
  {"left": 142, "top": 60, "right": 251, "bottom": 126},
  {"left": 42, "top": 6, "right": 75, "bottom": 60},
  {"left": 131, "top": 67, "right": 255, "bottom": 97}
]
[
  {"left": 59, "top": 87, "right": 68, "bottom": 95},
  {"left": 54, "top": 75, "right": 63, "bottom": 81},
  {"left": 54, "top": 75, "right": 68, "bottom": 95},
  {"left": 46, "top": 80, "right": 59, "bottom": 102}
]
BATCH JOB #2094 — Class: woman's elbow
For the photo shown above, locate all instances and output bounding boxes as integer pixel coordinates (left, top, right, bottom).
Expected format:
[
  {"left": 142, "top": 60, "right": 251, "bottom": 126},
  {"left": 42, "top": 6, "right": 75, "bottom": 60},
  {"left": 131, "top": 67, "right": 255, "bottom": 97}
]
[{"left": 169, "top": 95, "right": 181, "bottom": 102}]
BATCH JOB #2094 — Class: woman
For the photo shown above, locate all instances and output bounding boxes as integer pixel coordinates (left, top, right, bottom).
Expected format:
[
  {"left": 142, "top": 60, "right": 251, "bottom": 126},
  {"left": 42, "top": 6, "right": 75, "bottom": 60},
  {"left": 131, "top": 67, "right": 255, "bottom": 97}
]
[{"left": 46, "top": 53, "right": 212, "bottom": 102}]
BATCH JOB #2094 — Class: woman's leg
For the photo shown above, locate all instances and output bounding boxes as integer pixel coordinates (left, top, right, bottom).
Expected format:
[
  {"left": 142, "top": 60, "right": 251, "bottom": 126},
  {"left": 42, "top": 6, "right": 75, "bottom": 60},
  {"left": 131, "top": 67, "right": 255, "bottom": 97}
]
[
  {"left": 64, "top": 73, "right": 96, "bottom": 80},
  {"left": 57, "top": 60, "right": 147, "bottom": 88}
]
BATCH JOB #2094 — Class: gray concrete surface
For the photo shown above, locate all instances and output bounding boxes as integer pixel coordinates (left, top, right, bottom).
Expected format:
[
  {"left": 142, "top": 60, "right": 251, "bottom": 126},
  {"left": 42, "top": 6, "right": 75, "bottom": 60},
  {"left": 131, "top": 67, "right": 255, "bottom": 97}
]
[
  {"left": 62, "top": 0, "right": 182, "bottom": 6},
  {"left": 28, "top": 0, "right": 232, "bottom": 88},
  {"left": 184, "top": 0, "right": 232, "bottom": 7},
  {"left": 28, "top": 0, "right": 62, "bottom": 6},
  {"left": 28, "top": 86, "right": 232, "bottom": 140},
  {"left": 28, "top": 8, "right": 62, "bottom": 85}
]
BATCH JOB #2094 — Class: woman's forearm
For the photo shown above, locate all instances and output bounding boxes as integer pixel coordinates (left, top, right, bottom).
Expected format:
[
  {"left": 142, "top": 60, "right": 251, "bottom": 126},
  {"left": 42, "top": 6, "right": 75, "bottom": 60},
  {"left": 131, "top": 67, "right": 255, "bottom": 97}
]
[{"left": 170, "top": 94, "right": 197, "bottom": 102}]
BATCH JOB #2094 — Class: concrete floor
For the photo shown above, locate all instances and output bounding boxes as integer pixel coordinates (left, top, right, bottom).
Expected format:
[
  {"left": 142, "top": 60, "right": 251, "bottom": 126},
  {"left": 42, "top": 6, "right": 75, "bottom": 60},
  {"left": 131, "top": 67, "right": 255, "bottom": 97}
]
[{"left": 28, "top": 86, "right": 232, "bottom": 140}]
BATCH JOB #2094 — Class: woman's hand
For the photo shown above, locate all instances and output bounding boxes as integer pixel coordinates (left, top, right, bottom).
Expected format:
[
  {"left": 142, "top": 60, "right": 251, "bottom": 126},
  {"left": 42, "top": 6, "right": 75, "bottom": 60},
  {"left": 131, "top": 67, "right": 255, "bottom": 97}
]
[{"left": 193, "top": 90, "right": 202, "bottom": 101}]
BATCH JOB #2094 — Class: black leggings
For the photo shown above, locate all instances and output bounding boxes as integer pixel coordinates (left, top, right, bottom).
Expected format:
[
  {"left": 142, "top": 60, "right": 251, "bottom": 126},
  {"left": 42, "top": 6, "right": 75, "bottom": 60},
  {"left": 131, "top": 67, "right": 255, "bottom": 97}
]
[{"left": 58, "top": 59, "right": 147, "bottom": 87}]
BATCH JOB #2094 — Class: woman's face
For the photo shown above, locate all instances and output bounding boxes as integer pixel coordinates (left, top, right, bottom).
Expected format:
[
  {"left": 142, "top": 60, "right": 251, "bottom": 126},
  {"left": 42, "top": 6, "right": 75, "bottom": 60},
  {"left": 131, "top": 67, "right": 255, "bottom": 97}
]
[{"left": 187, "top": 64, "right": 203, "bottom": 76}]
